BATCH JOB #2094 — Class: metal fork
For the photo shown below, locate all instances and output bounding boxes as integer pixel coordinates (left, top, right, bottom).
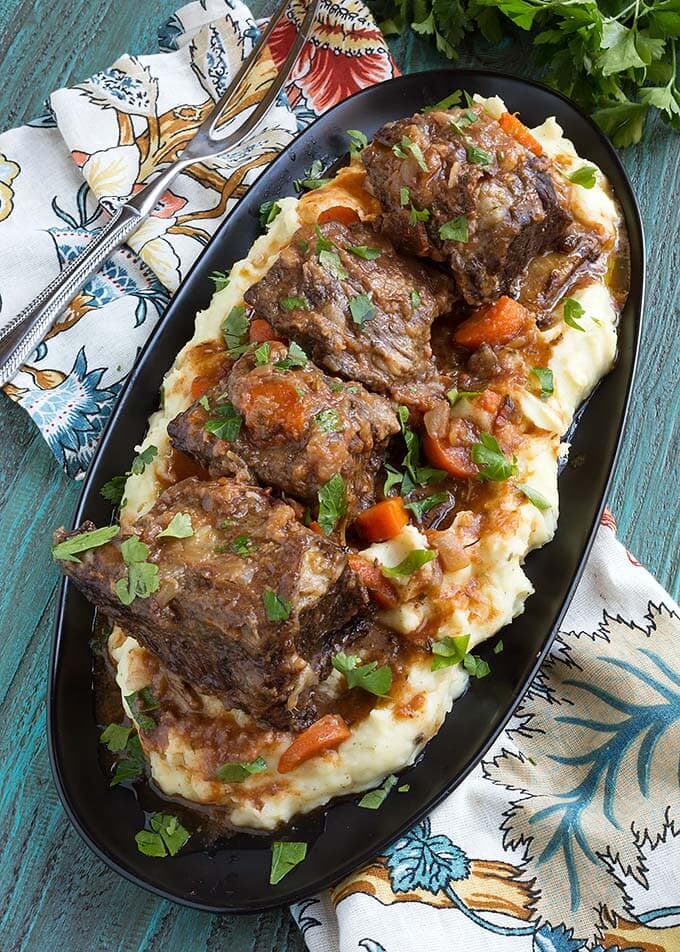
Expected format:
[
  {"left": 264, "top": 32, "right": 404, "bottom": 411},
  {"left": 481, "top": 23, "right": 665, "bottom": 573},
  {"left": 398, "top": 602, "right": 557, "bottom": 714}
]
[{"left": 0, "top": 0, "right": 318, "bottom": 387}]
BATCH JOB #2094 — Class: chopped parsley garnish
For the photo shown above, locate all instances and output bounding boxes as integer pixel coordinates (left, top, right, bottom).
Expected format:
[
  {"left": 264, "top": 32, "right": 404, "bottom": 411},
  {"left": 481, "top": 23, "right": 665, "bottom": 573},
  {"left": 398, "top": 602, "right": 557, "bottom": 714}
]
[
  {"left": 100, "top": 445, "right": 158, "bottom": 505},
  {"left": 198, "top": 394, "right": 210, "bottom": 411},
  {"left": 209, "top": 270, "right": 230, "bottom": 291},
  {"left": 157, "top": 512, "right": 193, "bottom": 540},
  {"left": 466, "top": 145, "right": 492, "bottom": 165},
  {"left": 100, "top": 724, "right": 145, "bottom": 786},
  {"left": 204, "top": 401, "right": 243, "bottom": 441},
  {"left": 221, "top": 305, "right": 250, "bottom": 354},
  {"left": 52, "top": 525, "right": 119, "bottom": 563},
  {"left": 299, "top": 239, "right": 309, "bottom": 253},
  {"left": 294, "top": 159, "right": 331, "bottom": 191},
  {"left": 270, "top": 841, "right": 307, "bottom": 884},
  {"left": 314, "top": 224, "right": 333, "bottom": 254},
  {"left": 439, "top": 216, "right": 469, "bottom": 242},
  {"left": 358, "top": 774, "right": 397, "bottom": 809},
  {"left": 217, "top": 756, "right": 267, "bottom": 783},
  {"left": 347, "top": 244, "right": 381, "bottom": 260},
  {"left": 392, "top": 135, "right": 428, "bottom": 172},
  {"left": 568, "top": 165, "right": 596, "bottom": 188},
  {"left": 471, "top": 432, "right": 518, "bottom": 482},
  {"left": 397, "top": 405, "right": 446, "bottom": 493},
  {"left": 100, "top": 723, "right": 132, "bottom": 752},
  {"left": 422, "top": 89, "right": 462, "bottom": 113},
  {"left": 259, "top": 199, "right": 281, "bottom": 227},
  {"left": 280, "top": 296, "right": 308, "bottom": 310},
  {"left": 383, "top": 463, "right": 404, "bottom": 496},
  {"left": 125, "top": 687, "right": 159, "bottom": 732},
  {"left": 494, "top": 640, "right": 504, "bottom": 654},
  {"left": 317, "top": 473, "right": 347, "bottom": 535},
  {"left": 409, "top": 205, "right": 430, "bottom": 225},
  {"left": 254, "top": 342, "right": 271, "bottom": 366},
  {"left": 274, "top": 341, "right": 308, "bottom": 372},
  {"left": 230, "top": 534, "right": 254, "bottom": 556},
  {"left": 563, "top": 297, "right": 587, "bottom": 331},
  {"left": 430, "top": 634, "right": 489, "bottom": 677},
  {"left": 315, "top": 408, "right": 343, "bottom": 433},
  {"left": 398, "top": 783, "right": 410, "bottom": 793},
  {"left": 115, "top": 537, "right": 160, "bottom": 606},
  {"left": 517, "top": 483, "right": 552, "bottom": 511},
  {"left": 382, "top": 549, "right": 436, "bottom": 578},
  {"left": 135, "top": 813, "right": 190, "bottom": 858},
  {"left": 400, "top": 186, "right": 410, "bottom": 206},
  {"left": 319, "top": 247, "right": 348, "bottom": 280},
  {"left": 446, "top": 387, "right": 482, "bottom": 406},
  {"left": 451, "top": 110, "right": 479, "bottom": 133},
  {"left": 349, "top": 293, "right": 375, "bottom": 326},
  {"left": 263, "top": 589, "right": 292, "bottom": 622},
  {"left": 347, "top": 128, "right": 368, "bottom": 156},
  {"left": 530, "top": 366, "right": 554, "bottom": 399},
  {"left": 332, "top": 652, "right": 392, "bottom": 696},
  {"left": 405, "top": 492, "right": 449, "bottom": 521},
  {"left": 410, "top": 289, "right": 421, "bottom": 308}
]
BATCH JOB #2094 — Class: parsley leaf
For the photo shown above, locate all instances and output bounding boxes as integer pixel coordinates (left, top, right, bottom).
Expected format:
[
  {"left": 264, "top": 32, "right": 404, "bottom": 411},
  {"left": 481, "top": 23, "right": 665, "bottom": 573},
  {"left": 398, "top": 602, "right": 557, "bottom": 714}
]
[
  {"left": 347, "top": 128, "right": 368, "bottom": 156},
  {"left": 254, "top": 342, "right": 271, "bottom": 366},
  {"left": 317, "top": 473, "right": 347, "bottom": 535},
  {"left": 210, "top": 270, "right": 230, "bottom": 291},
  {"left": 280, "top": 296, "right": 308, "bottom": 310},
  {"left": 358, "top": 774, "right": 397, "bottom": 809},
  {"left": 125, "top": 687, "right": 159, "bottom": 732},
  {"left": 100, "top": 723, "right": 132, "bottom": 752},
  {"left": 110, "top": 733, "right": 145, "bottom": 786},
  {"left": 315, "top": 408, "right": 343, "bottom": 433},
  {"left": 319, "top": 248, "right": 348, "bottom": 280},
  {"left": 115, "top": 538, "right": 160, "bottom": 606},
  {"left": 494, "top": 640, "right": 504, "bottom": 654},
  {"left": 136, "top": 813, "right": 190, "bottom": 858},
  {"left": 217, "top": 756, "right": 267, "bottom": 782},
  {"left": 130, "top": 445, "right": 158, "bottom": 475},
  {"left": 563, "top": 297, "right": 587, "bottom": 331},
  {"left": 568, "top": 165, "right": 597, "bottom": 188},
  {"left": 431, "top": 634, "right": 470, "bottom": 671},
  {"left": 383, "top": 464, "right": 404, "bottom": 496},
  {"left": 517, "top": 483, "right": 552, "bottom": 510},
  {"left": 439, "top": 216, "right": 469, "bottom": 242},
  {"left": 423, "top": 89, "right": 462, "bottom": 112},
  {"left": 463, "top": 653, "right": 491, "bottom": 678},
  {"left": 392, "top": 135, "right": 428, "bottom": 172},
  {"left": 270, "top": 842, "right": 307, "bottom": 884},
  {"left": 397, "top": 405, "right": 446, "bottom": 493},
  {"left": 349, "top": 293, "right": 375, "bottom": 326},
  {"left": 221, "top": 306, "right": 250, "bottom": 354},
  {"left": 332, "top": 653, "right": 392, "bottom": 696},
  {"left": 52, "top": 525, "right": 119, "bottom": 563},
  {"left": 204, "top": 401, "right": 243, "bottom": 441},
  {"left": 409, "top": 204, "right": 430, "bottom": 225},
  {"left": 230, "top": 534, "right": 254, "bottom": 556},
  {"left": 259, "top": 199, "right": 281, "bottom": 227},
  {"left": 263, "top": 589, "right": 292, "bottom": 622},
  {"left": 530, "top": 366, "right": 554, "bottom": 399},
  {"left": 447, "top": 387, "right": 482, "bottom": 406},
  {"left": 471, "top": 432, "right": 518, "bottom": 482},
  {"left": 382, "top": 549, "right": 436, "bottom": 578},
  {"left": 347, "top": 244, "right": 381, "bottom": 260},
  {"left": 410, "top": 289, "right": 421, "bottom": 308},
  {"left": 294, "top": 160, "right": 331, "bottom": 191},
  {"left": 400, "top": 186, "right": 410, "bottom": 206},
  {"left": 466, "top": 145, "right": 492, "bottom": 165},
  {"left": 198, "top": 394, "right": 210, "bottom": 411},
  {"left": 405, "top": 492, "right": 449, "bottom": 521},
  {"left": 100, "top": 475, "right": 127, "bottom": 505},
  {"left": 157, "top": 512, "right": 193, "bottom": 540},
  {"left": 274, "top": 341, "right": 308, "bottom": 372},
  {"left": 398, "top": 783, "right": 410, "bottom": 793}
]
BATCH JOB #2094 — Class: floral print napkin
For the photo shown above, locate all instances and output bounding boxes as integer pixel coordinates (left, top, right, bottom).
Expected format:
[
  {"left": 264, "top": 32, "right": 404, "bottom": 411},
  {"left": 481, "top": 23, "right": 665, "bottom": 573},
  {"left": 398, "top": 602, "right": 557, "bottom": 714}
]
[{"left": 0, "top": 3, "right": 677, "bottom": 950}]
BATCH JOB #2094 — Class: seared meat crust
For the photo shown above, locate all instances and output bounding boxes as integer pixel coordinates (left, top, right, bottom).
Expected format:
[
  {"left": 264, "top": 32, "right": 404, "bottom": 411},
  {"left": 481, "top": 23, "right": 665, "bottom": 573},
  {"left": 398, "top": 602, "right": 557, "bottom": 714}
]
[
  {"left": 243, "top": 219, "right": 456, "bottom": 397},
  {"left": 167, "top": 344, "right": 399, "bottom": 513},
  {"left": 54, "top": 478, "right": 368, "bottom": 729},
  {"left": 361, "top": 106, "right": 571, "bottom": 305}
]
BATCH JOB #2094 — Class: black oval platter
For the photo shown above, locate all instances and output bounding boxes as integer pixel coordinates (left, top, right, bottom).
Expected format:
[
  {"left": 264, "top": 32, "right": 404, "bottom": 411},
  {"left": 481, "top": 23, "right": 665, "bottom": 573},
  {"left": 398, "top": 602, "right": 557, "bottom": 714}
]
[{"left": 48, "top": 68, "right": 644, "bottom": 913}]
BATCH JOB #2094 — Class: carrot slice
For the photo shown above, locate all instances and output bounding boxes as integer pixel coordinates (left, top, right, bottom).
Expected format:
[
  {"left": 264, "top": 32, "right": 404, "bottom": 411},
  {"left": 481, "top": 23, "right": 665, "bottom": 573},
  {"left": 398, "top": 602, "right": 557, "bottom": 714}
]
[
  {"left": 248, "top": 318, "right": 277, "bottom": 343},
  {"left": 499, "top": 112, "right": 543, "bottom": 156},
  {"left": 308, "top": 520, "right": 323, "bottom": 536},
  {"left": 317, "top": 205, "right": 360, "bottom": 226},
  {"left": 242, "top": 378, "right": 306, "bottom": 437},
  {"left": 348, "top": 554, "right": 399, "bottom": 609},
  {"left": 453, "top": 296, "right": 530, "bottom": 350},
  {"left": 191, "top": 375, "right": 212, "bottom": 400},
  {"left": 354, "top": 497, "right": 409, "bottom": 542},
  {"left": 423, "top": 422, "right": 479, "bottom": 479},
  {"left": 278, "top": 714, "right": 351, "bottom": 773}
]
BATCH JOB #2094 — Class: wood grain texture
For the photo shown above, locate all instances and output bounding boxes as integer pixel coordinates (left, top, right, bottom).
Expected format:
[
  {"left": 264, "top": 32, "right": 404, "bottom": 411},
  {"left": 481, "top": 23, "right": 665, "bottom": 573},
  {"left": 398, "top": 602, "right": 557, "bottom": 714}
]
[{"left": 0, "top": 3, "right": 677, "bottom": 950}]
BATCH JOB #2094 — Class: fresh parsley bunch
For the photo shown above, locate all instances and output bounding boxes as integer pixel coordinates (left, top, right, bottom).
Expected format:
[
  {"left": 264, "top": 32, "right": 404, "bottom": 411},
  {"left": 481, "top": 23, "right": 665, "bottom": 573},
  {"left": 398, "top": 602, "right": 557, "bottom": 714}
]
[{"left": 369, "top": 0, "right": 680, "bottom": 145}]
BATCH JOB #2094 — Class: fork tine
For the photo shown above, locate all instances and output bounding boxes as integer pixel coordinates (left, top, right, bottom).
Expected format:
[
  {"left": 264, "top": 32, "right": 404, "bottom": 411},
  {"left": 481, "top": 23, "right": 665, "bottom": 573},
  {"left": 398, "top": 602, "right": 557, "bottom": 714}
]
[{"left": 195, "top": 0, "right": 318, "bottom": 145}]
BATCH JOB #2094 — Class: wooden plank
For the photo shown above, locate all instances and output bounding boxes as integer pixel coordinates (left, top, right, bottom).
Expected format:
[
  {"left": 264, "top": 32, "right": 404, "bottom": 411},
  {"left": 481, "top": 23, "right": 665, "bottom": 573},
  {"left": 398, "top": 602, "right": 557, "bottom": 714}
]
[{"left": 0, "top": 5, "right": 677, "bottom": 952}]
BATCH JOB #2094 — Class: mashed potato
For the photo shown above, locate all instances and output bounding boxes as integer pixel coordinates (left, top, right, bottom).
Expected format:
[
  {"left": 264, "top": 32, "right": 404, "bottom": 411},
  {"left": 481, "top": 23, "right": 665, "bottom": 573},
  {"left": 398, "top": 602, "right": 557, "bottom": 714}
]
[{"left": 108, "top": 97, "right": 622, "bottom": 830}]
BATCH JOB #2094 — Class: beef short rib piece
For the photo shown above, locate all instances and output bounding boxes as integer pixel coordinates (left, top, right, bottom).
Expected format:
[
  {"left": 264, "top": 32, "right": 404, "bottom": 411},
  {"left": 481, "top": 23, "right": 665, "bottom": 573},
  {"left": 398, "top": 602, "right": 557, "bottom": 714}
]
[
  {"left": 361, "top": 106, "right": 571, "bottom": 306},
  {"left": 243, "top": 219, "right": 456, "bottom": 398},
  {"left": 167, "top": 344, "right": 399, "bottom": 513},
  {"left": 54, "top": 477, "right": 368, "bottom": 729}
]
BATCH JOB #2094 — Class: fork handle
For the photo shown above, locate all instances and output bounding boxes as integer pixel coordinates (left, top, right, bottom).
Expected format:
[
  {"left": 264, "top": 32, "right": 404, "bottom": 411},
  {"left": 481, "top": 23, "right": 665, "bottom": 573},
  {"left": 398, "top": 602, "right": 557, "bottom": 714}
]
[{"left": 0, "top": 203, "right": 142, "bottom": 387}]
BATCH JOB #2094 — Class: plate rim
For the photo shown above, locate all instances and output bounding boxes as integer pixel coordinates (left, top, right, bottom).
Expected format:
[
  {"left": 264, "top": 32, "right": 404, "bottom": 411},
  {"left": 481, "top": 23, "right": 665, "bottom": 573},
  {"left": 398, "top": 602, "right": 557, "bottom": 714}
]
[{"left": 47, "top": 65, "right": 645, "bottom": 913}]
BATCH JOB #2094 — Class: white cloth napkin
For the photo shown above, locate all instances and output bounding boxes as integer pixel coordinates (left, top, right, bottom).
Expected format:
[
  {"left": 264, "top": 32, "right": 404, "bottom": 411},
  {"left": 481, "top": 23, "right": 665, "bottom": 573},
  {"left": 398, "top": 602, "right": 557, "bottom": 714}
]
[{"left": 0, "top": 3, "right": 677, "bottom": 949}]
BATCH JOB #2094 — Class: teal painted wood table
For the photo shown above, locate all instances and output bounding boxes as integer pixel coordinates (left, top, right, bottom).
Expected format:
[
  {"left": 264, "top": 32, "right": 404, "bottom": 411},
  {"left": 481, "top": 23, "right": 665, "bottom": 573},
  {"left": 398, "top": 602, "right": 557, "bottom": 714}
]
[{"left": 0, "top": 2, "right": 677, "bottom": 949}]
